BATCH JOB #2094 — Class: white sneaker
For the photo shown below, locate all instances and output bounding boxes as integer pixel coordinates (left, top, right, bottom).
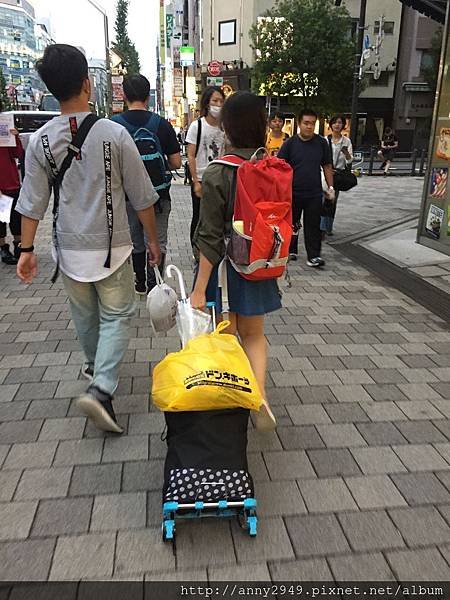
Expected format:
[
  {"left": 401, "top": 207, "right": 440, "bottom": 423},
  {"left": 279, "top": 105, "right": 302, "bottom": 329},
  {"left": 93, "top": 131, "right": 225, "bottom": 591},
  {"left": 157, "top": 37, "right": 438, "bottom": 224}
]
[
  {"left": 306, "top": 257, "right": 325, "bottom": 268},
  {"left": 254, "top": 400, "right": 277, "bottom": 431}
]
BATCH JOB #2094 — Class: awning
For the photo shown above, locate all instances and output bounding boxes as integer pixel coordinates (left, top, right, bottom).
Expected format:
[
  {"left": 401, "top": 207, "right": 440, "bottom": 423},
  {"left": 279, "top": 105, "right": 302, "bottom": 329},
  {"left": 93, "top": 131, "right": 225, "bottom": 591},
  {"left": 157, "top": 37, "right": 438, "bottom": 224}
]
[{"left": 399, "top": 0, "right": 448, "bottom": 23}]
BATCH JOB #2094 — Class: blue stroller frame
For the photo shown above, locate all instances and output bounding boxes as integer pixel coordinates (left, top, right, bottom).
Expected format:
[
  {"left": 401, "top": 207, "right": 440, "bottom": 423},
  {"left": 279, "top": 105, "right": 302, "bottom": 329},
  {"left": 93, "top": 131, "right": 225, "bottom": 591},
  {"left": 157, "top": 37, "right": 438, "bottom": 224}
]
[{"left": 162, "top": 497, "right": 257, "bottom": 541}]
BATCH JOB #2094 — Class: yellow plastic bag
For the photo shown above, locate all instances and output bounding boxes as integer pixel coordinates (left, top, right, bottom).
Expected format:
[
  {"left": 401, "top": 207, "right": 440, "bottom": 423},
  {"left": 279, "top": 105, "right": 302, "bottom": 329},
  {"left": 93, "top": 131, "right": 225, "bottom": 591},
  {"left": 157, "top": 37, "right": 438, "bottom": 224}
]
[{"left": 151, "top": 321, "right": 263, "bottom": 412}]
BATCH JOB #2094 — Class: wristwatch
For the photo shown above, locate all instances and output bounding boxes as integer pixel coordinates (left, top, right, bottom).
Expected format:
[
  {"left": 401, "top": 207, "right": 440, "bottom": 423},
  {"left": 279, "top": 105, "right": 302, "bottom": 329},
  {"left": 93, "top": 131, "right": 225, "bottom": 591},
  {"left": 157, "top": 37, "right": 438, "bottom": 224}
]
[{"left": 18, "top": 244, "right": 34, "bottom": 253}]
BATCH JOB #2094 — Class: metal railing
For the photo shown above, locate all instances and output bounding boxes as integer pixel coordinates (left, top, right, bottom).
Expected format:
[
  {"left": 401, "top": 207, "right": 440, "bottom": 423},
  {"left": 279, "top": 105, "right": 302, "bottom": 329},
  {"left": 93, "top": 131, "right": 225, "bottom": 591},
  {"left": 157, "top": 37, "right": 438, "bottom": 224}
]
[{"left": 353, "top": 148, "right": 428, "bottom": 176}]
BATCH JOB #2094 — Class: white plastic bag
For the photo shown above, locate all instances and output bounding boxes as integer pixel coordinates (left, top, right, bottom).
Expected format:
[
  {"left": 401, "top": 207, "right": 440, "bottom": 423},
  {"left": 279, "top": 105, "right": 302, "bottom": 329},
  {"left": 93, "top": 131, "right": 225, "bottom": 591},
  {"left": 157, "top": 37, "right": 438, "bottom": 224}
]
[
  {"left": 176, "top": 299, "right": 212, "bottom": 347},
  {"left": 166, "top": 264, "right": 211, "bottom": 347},
  {"left": 146, "top": 267, "right": 178, "bottom": 334}
]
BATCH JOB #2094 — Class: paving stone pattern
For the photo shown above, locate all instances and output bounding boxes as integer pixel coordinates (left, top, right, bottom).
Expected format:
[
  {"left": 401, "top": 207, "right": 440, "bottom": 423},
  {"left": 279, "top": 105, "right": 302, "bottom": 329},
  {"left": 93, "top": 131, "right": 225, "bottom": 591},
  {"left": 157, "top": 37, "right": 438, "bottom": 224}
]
[{"left": 1, "top": 180, "right": 450, "bottom": 582}]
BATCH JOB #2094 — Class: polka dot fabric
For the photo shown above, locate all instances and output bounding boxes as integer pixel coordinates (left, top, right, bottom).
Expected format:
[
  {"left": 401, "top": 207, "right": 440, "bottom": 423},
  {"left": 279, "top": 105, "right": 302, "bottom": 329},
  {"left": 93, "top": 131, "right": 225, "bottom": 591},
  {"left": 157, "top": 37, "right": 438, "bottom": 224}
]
[{"left": 164, "top": 468, "right": 254, "bottom": 503}]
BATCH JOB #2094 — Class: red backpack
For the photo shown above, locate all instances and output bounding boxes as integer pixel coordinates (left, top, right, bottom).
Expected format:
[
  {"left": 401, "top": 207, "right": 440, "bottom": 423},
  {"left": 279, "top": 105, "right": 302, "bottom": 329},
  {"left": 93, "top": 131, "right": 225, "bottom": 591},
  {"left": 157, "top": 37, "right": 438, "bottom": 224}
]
[{"left": 214, "top": 151, "right": 293, "bottom": 281}]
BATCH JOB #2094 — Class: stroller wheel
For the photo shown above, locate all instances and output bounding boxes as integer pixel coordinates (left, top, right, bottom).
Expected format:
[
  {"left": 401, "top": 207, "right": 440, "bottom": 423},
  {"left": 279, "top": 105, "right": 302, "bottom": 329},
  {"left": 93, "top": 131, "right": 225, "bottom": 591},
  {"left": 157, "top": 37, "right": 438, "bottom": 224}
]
[
  {"left": 247, "top": 515, "right": 258, "bottom": 537},
  {"left": 162, "top": 519, "right": 175, "bottom": 541}
]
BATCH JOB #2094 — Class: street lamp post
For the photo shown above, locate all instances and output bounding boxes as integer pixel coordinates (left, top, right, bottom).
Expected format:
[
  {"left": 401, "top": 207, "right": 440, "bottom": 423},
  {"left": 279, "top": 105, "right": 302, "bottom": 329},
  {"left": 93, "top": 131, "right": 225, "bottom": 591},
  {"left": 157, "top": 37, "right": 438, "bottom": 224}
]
[
  {"left": 350, "top": 0, "right": 367, "bottom": 147},
  {"left": 86, "top": 0, "right": 112, "bottom": 116}
]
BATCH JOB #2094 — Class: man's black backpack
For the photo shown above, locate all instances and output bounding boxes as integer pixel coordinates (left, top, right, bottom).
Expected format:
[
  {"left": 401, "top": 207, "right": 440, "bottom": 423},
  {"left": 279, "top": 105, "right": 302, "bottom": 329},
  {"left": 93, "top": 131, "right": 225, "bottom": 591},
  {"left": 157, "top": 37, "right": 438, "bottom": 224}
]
[{"left": 114, "top": 112, "right": 171, "bottom": 194}]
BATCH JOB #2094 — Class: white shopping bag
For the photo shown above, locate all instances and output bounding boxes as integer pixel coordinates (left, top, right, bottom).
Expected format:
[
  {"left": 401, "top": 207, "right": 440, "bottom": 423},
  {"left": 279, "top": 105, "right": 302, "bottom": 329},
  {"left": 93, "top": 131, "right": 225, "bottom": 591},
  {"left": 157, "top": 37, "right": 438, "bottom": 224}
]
[
  {"left": 166, "top": 264, "right": 211, "bottom": 347},
  {"left": 146, "top": 267, "right": 178, "bottom": 333},
  {"left": 0, "top": 194, "right": 14, "bottom": 223}
]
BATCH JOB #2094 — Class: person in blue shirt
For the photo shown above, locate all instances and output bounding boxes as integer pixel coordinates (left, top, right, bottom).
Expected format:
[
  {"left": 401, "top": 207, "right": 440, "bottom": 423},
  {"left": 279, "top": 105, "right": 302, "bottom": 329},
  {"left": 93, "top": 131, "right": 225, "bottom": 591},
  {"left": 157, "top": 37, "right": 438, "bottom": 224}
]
[
  {"left": 278, "top": 109, "right": 334, "bottom": 268},
  {"left": 112, "top": 75, "right": 181, "bottom": 293}
]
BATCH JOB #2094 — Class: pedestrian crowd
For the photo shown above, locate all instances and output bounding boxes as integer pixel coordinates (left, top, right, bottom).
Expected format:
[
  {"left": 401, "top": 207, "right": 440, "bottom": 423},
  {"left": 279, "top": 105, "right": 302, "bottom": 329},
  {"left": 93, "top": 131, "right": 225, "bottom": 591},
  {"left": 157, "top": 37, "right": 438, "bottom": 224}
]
[{"left": 0, "top": 43, "right": 389, "bottom": 436}]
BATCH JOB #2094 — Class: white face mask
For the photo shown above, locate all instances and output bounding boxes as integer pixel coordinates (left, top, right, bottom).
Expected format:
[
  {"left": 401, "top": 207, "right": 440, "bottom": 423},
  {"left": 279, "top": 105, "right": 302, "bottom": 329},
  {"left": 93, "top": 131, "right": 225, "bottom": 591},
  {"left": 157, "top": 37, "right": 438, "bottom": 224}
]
[{"left": 209, "top": 105, "right": 221, "bottom": 118}]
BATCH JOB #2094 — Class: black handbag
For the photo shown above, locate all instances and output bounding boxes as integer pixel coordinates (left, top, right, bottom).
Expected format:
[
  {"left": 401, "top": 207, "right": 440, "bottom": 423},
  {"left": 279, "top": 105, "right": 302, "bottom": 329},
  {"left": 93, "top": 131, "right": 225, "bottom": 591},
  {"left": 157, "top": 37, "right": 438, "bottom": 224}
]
[{"left": 328, "top": 136, "right": 358, "bottom": 192}]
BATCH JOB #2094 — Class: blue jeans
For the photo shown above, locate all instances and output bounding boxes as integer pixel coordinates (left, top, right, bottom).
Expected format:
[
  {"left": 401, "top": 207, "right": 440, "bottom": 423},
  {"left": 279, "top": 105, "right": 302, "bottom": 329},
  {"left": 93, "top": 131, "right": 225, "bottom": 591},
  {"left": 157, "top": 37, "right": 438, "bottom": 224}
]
[{"left": 62, "top": 259, "right": 136, "bottom": 395}]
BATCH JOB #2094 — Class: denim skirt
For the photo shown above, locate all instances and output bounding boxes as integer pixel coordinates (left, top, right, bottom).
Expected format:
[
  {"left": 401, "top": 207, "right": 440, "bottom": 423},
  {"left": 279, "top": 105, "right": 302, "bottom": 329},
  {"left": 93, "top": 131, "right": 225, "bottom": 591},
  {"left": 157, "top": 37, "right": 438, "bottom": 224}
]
[{"left": 205, "top": 261, "right": 282, "bottom": 317}]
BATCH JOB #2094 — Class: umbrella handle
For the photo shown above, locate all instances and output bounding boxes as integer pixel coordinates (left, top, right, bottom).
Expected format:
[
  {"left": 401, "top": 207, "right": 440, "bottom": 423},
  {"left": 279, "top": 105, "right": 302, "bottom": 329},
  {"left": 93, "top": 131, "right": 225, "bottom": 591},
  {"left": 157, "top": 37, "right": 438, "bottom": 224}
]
[{"left": 165, "top": 264, "right": 187, "bottom": 300}]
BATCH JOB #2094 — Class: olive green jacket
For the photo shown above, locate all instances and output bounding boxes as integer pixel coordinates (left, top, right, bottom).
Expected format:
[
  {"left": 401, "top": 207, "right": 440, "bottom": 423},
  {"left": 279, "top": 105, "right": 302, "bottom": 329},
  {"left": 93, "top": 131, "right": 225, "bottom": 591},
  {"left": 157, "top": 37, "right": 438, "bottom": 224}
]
[{"left": 192, "top": 148, "right": 256, "bottom": 266}]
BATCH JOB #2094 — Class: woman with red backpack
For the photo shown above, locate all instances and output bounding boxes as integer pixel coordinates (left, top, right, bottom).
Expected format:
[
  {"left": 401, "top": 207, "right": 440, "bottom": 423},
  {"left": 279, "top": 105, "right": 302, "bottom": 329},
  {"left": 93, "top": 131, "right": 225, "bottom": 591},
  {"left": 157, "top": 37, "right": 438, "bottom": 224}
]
[{"left": 190, "top": 92, "right": 288, "bottom": 431}]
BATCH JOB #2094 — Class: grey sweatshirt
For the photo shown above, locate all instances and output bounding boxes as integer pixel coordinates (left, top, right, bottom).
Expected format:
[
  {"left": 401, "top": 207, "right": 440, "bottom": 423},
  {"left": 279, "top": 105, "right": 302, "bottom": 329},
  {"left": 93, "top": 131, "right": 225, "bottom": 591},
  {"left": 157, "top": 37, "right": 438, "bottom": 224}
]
[{"left": 16, "top": 112, "right": 158, "bottom": 252}]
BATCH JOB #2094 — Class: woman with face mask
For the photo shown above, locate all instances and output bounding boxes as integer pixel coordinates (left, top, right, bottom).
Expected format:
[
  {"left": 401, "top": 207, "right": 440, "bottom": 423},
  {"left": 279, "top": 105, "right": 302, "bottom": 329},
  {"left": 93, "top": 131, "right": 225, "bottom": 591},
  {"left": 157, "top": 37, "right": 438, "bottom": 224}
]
[{"left": 186, "top": 86, "right": 225, "bottom": 247}]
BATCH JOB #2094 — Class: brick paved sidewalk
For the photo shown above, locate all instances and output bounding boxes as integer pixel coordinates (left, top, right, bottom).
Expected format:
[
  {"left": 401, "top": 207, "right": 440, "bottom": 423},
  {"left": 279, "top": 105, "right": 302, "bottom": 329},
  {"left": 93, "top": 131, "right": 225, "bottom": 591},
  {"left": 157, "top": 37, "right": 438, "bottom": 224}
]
[{"left": 1, "top": 180, "right": 450, "bottom": 582}]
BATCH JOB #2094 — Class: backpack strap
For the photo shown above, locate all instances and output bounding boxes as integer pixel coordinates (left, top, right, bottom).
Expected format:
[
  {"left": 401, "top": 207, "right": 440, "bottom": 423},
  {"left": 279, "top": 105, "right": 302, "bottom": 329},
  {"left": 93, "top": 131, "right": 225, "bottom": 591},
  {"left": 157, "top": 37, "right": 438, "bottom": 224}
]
[
  {"left": 211, "top": 154, "right": 246, "bottom": 167},
  {"left": 112, "top": 113, "right": 128, "bottom": 128},
  {"left": 212, "top": 154, "right": 246, "bottom": 315},
  {"left": 145, "top": 112, "right": 161, "bottom": 134},
  {"left": 51, "top": 113, "right": 101, "bottom": 283},
  {"left": 194, "top": 118, "right": 202, "bottom": 158},
  {"left": 210, "top": 155, "right": 246, "bottom": 229},
  {"left": 327, "top": 135, "right": 334, "bottom": 170}
]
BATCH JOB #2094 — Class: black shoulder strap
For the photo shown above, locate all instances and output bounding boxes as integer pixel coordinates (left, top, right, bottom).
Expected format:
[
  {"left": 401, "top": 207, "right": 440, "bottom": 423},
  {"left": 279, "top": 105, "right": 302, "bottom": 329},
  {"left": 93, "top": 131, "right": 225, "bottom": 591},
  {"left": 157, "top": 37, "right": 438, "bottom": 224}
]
[
  {"left": 194, "top": 117, "right": 202, "bottom": 158},
  {"left": 54, "top": 114, "right": 100, "bottom": 188},
  {"left": 327, "top": 135, "right": 334, "bottom": 169},
  {"left": 51, "top": 113, "right": 101, "bottom": 283}
]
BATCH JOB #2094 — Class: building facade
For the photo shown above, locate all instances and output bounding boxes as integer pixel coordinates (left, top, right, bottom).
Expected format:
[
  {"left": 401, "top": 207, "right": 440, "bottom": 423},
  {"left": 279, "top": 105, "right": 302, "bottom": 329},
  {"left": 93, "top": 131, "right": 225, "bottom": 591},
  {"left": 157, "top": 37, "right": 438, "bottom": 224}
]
[
  {"left": 0, "top": 0, "right": 53, "bottom": 108},
  {"left": 342, "top": 0, "right": 403, "bottom": 147},
  {"left": 88, "top": 57, "right": 107, "bottom": 116},
  {"left": 393, "top": 4, "right": 441, "bottom": 150},
  {"left": 200, "top": 0, "right": 275, "bottom": 95},
  {"left": 159, "top": 0, "right": 199, "bottom": 125}
]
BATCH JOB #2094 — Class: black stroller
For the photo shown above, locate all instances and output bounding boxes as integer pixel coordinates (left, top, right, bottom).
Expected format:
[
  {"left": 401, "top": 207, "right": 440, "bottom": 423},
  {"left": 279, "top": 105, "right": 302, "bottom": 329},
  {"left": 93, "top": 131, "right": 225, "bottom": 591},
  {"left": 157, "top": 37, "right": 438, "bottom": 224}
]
[{"left": 162, "top": 407, "right": 257, "bottom": 542}]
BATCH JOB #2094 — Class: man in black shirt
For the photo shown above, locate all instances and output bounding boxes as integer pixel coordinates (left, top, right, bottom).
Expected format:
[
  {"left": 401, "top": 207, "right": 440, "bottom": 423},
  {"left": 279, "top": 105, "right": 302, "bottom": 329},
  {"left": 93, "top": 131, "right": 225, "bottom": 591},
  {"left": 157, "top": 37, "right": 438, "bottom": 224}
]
[
  {"left": 112, "top": 74, "right": 181, "bottom": 292},
  {"left": 278, "top": 109, "right": 334, "bottom": 267}
]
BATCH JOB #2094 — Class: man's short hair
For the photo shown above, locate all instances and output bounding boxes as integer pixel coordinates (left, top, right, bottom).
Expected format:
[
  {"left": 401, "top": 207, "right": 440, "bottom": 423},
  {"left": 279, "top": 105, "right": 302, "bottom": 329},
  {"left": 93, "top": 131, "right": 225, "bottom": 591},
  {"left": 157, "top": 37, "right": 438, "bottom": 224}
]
[
  {"left": 298, "top": 108, "right": 318, "bottom": 122},
  {"left": 123, "top": 74, "right": 150, "bottom": 103},
  {"left": 269, "top": 111, "right": 285, "bottom": 122},
  {"left": 36, "top": 44, "right": 88, "bottom": 102}
]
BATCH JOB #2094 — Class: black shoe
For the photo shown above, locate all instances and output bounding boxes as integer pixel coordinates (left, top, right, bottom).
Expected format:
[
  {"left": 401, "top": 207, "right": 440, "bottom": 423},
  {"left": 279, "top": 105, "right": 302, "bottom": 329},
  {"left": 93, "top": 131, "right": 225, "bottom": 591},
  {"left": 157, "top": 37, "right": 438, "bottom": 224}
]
[
  {"left": 76, "top": 385, "right": 123, "bottom": 434},
  {"left": 13, "top": 241, "right": 21, "bottom": 260},
  {"left": 135, "top": 280, "right": 146, "bottom": 295},
  {"left": 288, "top": 253, "right": 298, "bottom": 261},
  {"left": 1, "top": 244, "right": 18, "bottom": 265},
  {"left": 81, "top": 363, "right": 94, "bottom": 382}
]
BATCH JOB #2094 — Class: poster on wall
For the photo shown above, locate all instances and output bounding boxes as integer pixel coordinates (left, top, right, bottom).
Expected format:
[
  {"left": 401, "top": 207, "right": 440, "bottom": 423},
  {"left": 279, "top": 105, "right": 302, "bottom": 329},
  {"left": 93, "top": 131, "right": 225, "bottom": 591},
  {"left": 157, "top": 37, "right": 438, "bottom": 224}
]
[
  {"left": 430, "top": 167, "right": 449, "bottom": 199},
  {"left": 425, "top": 204, "right": 445, "bottom": 239},
  {"left": 418, "top": 2, "right": 450, "bottom": 254},
  {"left": 436, "top": 128, "right": 450, "bottom": 160}
]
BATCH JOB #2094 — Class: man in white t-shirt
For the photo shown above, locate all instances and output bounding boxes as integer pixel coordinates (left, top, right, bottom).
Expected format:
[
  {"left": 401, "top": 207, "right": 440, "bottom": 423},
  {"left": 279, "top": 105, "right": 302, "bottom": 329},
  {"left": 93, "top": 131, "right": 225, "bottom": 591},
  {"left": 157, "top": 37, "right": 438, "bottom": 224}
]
[
  {"left": 186, "top": 87, "right": 225, "bottom": 246},
  {"left": 16, "top": 44, "right": 160, "bottom": 434}
]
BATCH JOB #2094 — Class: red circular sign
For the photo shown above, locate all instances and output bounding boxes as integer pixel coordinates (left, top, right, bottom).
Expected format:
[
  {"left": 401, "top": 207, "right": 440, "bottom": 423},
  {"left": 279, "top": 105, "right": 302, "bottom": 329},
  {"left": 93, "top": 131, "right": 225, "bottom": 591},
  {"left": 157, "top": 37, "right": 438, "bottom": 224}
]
[{"left": 207, "top": 61, "right": 222, "bottom": 77}]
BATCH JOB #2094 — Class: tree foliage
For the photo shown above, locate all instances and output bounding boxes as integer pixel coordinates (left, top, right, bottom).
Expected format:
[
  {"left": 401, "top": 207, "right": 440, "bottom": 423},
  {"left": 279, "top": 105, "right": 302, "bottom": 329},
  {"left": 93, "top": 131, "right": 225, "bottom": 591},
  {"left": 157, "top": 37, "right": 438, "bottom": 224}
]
[
  {"left": 114, "top": 0, "right": 141, "bottom": 75},
  {"left": 0, "top": 67, "right": 11, "bottom": 111},
  {"left": 250, "top": 0, "right": 355, "bottom": 115}
]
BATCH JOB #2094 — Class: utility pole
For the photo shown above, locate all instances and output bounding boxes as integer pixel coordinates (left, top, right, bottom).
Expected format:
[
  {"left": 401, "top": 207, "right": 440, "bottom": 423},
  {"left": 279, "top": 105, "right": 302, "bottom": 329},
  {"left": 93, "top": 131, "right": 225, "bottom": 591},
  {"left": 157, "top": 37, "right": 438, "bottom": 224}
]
[{"left": 350, "top": 0, "right": 367, "bottom": 147}]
